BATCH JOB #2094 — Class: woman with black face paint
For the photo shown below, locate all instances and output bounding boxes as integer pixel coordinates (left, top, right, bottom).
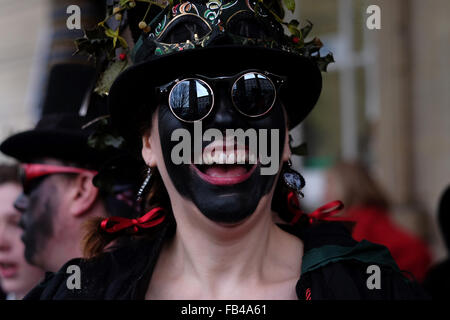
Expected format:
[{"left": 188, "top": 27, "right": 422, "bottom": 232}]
[{"left": 24, "top": 0, "right": 427, "bottom": 300}]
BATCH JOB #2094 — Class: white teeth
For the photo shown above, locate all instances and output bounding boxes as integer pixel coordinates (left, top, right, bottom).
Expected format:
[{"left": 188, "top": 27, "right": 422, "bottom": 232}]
[
  {"left": 227, "top": 152, "right": 235, "bottom": 164},
  {"left": 202, "top": 151, "right": 212, "bottom": 164},
  {"left": 236, "top": 150, "right": 245, "bottom": 164},
  {"left": 237, "top": 153, "right": 243, "bottom": 163},
  {"left": 208, "top": 153, "right": 214, "bottom": 165},
  {"left": 199, "top": 149, "right": 256, "bottom": 165},
  {"left": 211, "top": 152, "right": 220, "bottom": 164},
  {"left": 218, "top": 153, "right": 227, "bottom": 164},
  {"left": 203, "top": 152, "right": 211, "bottom": 164}
]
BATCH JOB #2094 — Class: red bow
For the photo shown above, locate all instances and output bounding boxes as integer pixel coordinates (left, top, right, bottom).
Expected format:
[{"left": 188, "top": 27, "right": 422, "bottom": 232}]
[
  {"left": 287, "top": 191, "right": 345, "bottom": 225},
  {"left": 100, "top": 207, "right": 165, "bottom": 234}
]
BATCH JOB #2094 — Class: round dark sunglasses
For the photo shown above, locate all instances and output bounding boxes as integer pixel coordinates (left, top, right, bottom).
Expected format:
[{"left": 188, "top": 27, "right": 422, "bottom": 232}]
[{"left": 156, "top": 70, "right": 287, "bottom": 123}]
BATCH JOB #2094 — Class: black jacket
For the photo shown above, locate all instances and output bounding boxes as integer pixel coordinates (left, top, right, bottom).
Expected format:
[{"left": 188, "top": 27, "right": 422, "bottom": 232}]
[{"left": 24, "top": 222, "right": 428, "bottom": 300}]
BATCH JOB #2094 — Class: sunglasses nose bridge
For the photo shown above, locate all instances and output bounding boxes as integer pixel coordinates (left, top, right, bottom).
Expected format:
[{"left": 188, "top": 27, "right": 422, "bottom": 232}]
[{"left": 209, "top": 84, "right": 245, "bottom": 129}]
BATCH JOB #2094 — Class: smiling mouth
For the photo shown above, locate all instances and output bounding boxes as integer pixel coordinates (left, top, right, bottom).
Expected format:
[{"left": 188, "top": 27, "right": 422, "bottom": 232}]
[
  {"left": 191, "top": 148, "right": 258, "bottom": 185},
  {"left": 0, "top": 262, "right": 18, "bottom": 278}
]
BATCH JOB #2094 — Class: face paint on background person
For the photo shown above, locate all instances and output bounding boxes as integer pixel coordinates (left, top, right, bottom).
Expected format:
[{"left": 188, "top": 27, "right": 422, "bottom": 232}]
[
  {"left": 17, "top": 181, "right": 57, "bottom": 265},
  {"left": 158, "top": 80, "right": 286, "bottom": 224}
]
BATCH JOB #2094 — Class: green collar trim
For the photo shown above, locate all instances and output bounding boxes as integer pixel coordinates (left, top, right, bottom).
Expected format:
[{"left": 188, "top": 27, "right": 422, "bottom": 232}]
[{"left": 301, "top": 240, "right": 400, "bottom": 274}]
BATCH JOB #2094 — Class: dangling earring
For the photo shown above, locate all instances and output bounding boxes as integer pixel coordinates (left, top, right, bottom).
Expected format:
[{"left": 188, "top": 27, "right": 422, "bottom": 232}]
[
  {"left": 136, "top": 167, "right": 152, "bottom": 203},
  {"left": 283, "top": 160, "right": 305, "bottom": 199}
]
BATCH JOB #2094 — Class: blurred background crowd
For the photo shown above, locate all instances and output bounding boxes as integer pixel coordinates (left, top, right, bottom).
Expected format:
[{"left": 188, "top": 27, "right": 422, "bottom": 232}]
[{"left": 0, "top": 0, "right": 449, "bottom": 299}]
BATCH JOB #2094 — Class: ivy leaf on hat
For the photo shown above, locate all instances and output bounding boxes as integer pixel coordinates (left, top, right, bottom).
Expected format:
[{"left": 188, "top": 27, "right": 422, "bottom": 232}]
[
  {"left": 74, "top": 28, "right": 113, "bottom": 62},
  {"left": 282, "top": 0, "right": 295, "bottom": 13},
  {"left": 101, "top": 22, "right": 128, "bottom": 49},
  {"left": 86, "top": 116, "right": 126, "bottom": 151},
  {"left": 315, "top": 53, "right": 335, "bottom": 72},
  {"left": 301, "top": 20, "right": 313, "bottom": 39}
]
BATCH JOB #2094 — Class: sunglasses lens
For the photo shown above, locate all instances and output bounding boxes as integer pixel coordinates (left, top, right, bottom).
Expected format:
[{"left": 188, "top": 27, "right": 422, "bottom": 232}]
[
  {"left": 169, "top": 79, "right": 213, "bottom": 122},
  {"left": 232, "top": 72, "right": 276, "bottom": 117},
  {"left": 18, "top": 166, "right": 37, "bottom": 195},
  {"left": 19, "top": 167, "right": 38, "bottom": 195}
]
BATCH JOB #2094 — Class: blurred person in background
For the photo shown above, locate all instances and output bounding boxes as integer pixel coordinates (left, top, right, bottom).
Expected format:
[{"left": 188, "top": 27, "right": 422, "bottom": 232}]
[
  {"left": 0, "top": 64, "right": 140, "bottom": 273},
  {"left": 423, "top": 185, "right": 450, "bottom": 299},
  {"left": 0, "top": 164, "right": 45, "bottom": 299},
  {"left": 0, "top": 116, "right": 106, "bottom": 273},
  {"left": 324, "top": 161, "right": 432, "bottom": 282}
]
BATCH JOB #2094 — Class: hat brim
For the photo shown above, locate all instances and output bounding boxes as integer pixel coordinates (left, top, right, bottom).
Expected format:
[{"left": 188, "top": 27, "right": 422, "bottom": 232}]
[
  {"left": 108, "top": 45, "right": 322, "bottom": 145},
  {"left": 0, "top": 129, "right": 102, "bottom": 165}
]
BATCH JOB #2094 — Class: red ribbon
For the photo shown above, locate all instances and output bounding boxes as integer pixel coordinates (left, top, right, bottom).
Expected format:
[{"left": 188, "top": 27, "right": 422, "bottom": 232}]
[
  {"left": 305, "top": 288, "right": 312, "bottom": 300},
  {"left": 100, "top": 207, "right": 165, "bottom": 234},
  {"left": 287, "top": 191, "right": 345, "bottom": 225}
]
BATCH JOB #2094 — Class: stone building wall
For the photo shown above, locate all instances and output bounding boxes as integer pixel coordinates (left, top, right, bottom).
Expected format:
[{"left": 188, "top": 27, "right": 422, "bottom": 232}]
[
  {"left": 0, "top": 0, "right": 49, "bottom": 162},
  {"left": 374, "top": 0, "right": 450, "bottom": 260}
]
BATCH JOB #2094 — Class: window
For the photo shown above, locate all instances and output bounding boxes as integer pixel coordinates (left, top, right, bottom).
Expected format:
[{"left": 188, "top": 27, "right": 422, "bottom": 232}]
[{"left": 290, "top": 0, "right": 378, "bottom": 208}]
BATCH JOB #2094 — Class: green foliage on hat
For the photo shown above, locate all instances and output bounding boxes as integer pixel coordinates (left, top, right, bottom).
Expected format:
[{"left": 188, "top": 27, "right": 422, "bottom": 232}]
[
  {"left": 74, "top": 0, "right": 334, "bottom": 97},
  {"left": 85, "top": 116, "right": 126, "bottom": 151}
]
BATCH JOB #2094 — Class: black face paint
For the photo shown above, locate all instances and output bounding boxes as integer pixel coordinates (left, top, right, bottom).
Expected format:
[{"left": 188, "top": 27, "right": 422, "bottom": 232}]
[
  {"left": 157, "top": 74, "right": 286, "bottom": 224},
  {"left": 16, "top": 180, "right": 57, "bottom": 265}
]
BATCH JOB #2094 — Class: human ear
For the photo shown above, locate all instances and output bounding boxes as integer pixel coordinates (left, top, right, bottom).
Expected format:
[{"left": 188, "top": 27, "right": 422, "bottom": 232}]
[
  {"left": 68, "top": 172, "right": 99, "bottom": 217},
  {"left": 142, "top": 130, "right": 158, "bottom": 167},
  {"left": 141, "top": 110, "right": 160, "bottom": 168}
]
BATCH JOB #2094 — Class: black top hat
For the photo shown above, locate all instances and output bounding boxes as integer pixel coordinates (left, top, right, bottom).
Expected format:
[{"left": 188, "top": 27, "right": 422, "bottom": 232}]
[
  {"left": 0, "top": 113, "right": 107, "bottom": 168},
  {"left": 108, "top": 0, "right": 326, "bottom": 144},
  {"left": 1, "top": 63, "right": 110, "bottom": 169}
]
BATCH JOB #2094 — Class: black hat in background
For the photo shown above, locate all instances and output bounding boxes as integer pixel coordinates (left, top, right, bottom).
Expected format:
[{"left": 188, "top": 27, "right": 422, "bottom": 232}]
[
  {"left": 0, "top": 112, "right": 105, "bottom": 167},
  {"left": 39, "top": 63, "right": 98, "bottom": 116},
  {"left": 0, "top": 63, "right": 109, "bottom": 169},
  {"left": 1, "top": 62, "right": 146, "bottom": 203},
  {"left": 0, "top": 61, "right": 144, "bottom": 219}
]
